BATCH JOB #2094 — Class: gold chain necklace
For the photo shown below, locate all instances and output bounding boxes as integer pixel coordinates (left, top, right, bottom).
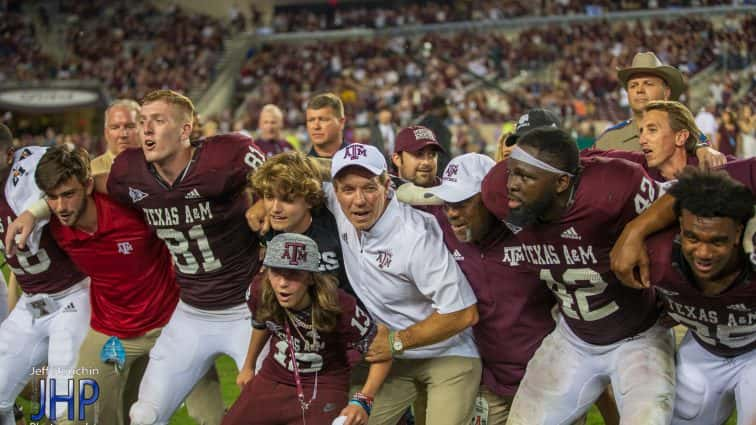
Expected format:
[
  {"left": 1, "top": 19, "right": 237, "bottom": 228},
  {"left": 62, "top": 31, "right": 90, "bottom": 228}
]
[{"left": 285, "top": 309, "right": 321, "bottom": 351}]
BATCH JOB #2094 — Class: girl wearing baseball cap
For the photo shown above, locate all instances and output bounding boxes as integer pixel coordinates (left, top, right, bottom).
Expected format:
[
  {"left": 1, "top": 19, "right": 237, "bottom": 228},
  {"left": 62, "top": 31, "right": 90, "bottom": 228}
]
[{"left": 222, "top": 233, "right": 391, "bottom": 425}]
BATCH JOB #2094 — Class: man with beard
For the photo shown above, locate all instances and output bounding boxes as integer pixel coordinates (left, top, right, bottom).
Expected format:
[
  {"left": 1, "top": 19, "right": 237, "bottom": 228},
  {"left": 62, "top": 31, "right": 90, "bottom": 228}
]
[
  {"left": 630, "top": 169, "right": 756, "bottom": 425},
  {"left": 0, "top": 132, "right": 90, "bottom": 425},
  {"left": 481, "top": 127, "right": 676, "bottom": 424},
  {"left": 423, "top": 153, "right": 557, "bottom": 423},
  {"left": 390, "top": 126, "right": 443, "bottom": 188},
  {"left": 30, "top": 145, "right": 179, "bottom": 425}
]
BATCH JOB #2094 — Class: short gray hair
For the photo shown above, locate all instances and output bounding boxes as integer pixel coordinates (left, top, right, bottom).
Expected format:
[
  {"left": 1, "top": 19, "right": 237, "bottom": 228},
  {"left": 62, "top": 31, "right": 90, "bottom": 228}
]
[{"left": 104, "top": 99, "right": 140, "bottom": 127}]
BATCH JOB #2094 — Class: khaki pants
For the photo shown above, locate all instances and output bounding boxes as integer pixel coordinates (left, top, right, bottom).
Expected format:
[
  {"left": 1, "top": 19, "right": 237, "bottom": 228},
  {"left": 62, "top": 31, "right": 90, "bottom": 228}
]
[
  {"left": 56, "top": 328, "right": 224, "bottom": 425},
  {"left": 479, "top": 386, "right": 513, "bottom": 425},
  {"left": 351, "top": 356, "right": 481, "bottom": 425}
]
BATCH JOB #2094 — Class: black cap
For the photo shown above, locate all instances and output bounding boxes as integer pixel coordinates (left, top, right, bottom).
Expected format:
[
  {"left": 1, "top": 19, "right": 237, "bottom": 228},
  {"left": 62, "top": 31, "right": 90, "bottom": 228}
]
[{"left": 505, "top": 108, "right": 561, "bottom": 146}]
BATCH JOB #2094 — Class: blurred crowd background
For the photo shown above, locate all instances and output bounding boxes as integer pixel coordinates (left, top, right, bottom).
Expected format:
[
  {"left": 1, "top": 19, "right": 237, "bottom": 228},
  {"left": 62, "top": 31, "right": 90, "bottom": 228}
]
[{"left": 0, "top": 0, "right": 753, "bottom": 158}]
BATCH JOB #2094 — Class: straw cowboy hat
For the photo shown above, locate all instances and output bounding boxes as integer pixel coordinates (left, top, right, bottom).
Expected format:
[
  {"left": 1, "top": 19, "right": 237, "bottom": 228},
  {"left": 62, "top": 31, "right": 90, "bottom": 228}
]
[{"left": 617, "top": 52, "right": 685, "bottom": 100}]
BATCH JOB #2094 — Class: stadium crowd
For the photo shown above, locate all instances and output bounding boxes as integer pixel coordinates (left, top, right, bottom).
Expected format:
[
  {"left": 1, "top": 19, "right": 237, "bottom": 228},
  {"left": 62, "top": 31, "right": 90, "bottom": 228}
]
[
  {"left": 231, "top": 14, "right": 753, "bottom": 155},
  {"left": 0, "top": 0, "right": 229, "bottom": 100},
  {"left": 270, "top": 0, "right": 737, "bottom": 32}
]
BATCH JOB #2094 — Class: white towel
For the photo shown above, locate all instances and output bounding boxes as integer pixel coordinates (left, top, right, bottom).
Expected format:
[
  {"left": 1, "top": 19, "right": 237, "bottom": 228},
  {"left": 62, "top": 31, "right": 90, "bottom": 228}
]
[{"left": 4, "top": 146, "right": 49, "bottom": 254}]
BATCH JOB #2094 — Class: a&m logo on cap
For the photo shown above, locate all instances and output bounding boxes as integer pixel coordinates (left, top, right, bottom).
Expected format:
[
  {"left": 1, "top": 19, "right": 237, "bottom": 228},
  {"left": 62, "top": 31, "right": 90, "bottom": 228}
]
[
  {"left": 444, "top": 164, "right": 459, "bottom": 182},
  {"left": 413, "top": 127, "right": 436, "bottom": 141},
  {"left": 282, "top": 242, "right": 308, "bottom": 265},
  {"left": 344, "top": 144, "right": 367, "bottom": 160}
]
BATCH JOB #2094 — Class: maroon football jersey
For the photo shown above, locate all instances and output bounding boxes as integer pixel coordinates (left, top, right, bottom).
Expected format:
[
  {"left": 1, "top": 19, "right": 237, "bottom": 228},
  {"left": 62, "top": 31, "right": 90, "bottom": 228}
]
[
  {"left": 429, "top": 206, "right": 556, "bottom": 397},
  {"left": 483, "top": 157, "right": 663, "bottom": 345},
  {"left": 107, "top": 134, "right": 266, "bottom": 309},
  {"left": 720, "top": 158, "right": 756, "bottom": 189},
  {"left": 0, "top": 177, "right": 87, "bottom": 294},
  {"left": 254, "top": 138, "right": 293, "bottom": 158},
  {"left": 249, "top": 282, "right": 377, "bottom": 391},
  {"left": 648, "top": 228, "right": 756, "bottom": 357}
]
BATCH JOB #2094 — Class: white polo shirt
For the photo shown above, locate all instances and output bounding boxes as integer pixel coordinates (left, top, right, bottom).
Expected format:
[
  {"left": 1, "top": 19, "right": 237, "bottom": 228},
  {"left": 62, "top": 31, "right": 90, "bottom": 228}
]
[{"left": 324, "top": 183, "right": 479, "bottom": 360}]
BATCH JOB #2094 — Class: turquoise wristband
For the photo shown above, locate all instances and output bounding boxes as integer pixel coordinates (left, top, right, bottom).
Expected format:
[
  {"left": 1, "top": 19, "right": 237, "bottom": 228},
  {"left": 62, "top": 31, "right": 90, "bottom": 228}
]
[{"left": 349, "top": 399, "right": 371, "bottom": 415}]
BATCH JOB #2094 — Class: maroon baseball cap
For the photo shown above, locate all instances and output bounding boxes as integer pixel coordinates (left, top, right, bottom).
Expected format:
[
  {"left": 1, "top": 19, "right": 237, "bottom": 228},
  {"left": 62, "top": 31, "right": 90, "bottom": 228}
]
[{"left": 394, "top": 125, "right": 445, "bottom": 154}]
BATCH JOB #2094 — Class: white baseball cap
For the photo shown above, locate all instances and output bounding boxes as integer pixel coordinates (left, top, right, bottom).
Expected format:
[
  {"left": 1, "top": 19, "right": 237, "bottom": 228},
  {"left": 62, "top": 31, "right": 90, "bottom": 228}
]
[
  {"left": 331, "top": 143, "right": 387, "bottom": 179},
  {"left": 427, "top": 153, "right": 495, "bottom": 203}
]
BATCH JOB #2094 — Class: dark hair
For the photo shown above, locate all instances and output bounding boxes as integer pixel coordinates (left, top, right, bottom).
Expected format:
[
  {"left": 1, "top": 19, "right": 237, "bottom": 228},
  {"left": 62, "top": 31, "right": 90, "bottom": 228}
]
[
  {"left": 516, "top": 127, "right": 579, "bottom": 175},
  {"left": 35, "top": 145, "right": 91, "bottom": 193},
  {"left": 669, "top": 167, "right": 754, "bottom": 225},
  {"left": 0, "top": 124, "right": 13, "bottom": 154}
]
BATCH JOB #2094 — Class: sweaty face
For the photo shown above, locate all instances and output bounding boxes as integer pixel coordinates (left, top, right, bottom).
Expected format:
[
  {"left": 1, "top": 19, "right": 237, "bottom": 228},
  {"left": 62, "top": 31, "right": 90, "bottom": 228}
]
[
  {"left": 263, "top": 191, "right": 312, "bottom": 233},
  {"left": 45, "top": 176, "right": 92, "bottom": 228},
  {"left": 268, "top": 267, "right": 312, "bottom": 311},
  {"left": 259, "top": 110, "right": 283, "bottom": 140},
  {"left": 444, "top": 194, "right": 492, "bottom": 243},
  {"left": 306, "top": 107, "right": 344, "bottom": 148},
  {"left": 626, "top": 74, "right": 670, "bottom": 114},
  {"left": 393, "top": 146, "right": 439, "bottom": 187},
  {"left": 105, "top": 107, "right": 140, "bottom": 155},
  {"left": 680, "top": 210, "right": 743, "bottom": 282},
  {"left": 140, "top": 100, "right": 190, "bottom": 166},
  {"left": 639, "top": 109, "right": 682, "bottom": 169},
  {"left": 505, "top": 150, "right": 561, "bottom": 227},
  {"left": 334, "top": 168, "right": 389, "bottom": 232}
]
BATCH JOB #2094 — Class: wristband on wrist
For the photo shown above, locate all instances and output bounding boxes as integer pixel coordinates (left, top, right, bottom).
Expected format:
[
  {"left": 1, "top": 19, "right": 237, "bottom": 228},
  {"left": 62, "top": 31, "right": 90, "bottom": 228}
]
[
  {"left": 350, "top": 392, "right": 373, "bottom": 416},
  {"left": 695, "top": 134, "right": 711, "bottom": 149},
  {"left": 28, "top": 198, "right": 51, "bottom": 219}
]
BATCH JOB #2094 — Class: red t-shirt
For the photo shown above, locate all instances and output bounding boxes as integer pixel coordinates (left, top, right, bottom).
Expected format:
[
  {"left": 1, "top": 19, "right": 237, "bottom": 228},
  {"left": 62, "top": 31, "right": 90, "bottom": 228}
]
[{"left": 50, "top": 193, "right": 179, "bottom": 338}]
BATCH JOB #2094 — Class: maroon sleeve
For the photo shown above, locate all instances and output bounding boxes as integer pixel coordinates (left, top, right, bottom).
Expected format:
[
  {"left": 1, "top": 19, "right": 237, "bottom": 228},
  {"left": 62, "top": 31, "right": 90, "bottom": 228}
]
[
  {"left": 338, "top": 291, "right": 377, "bottom": 354},
  {"left": 208, "top": 133, "right": 265, "bottom": 195},
  {"left": 106, "top": 147, "right": 144, "bottom": 206},
  {"left": 602, "top": 158, "right": 664, "bottom": 235},
  {"left": 248, "top": 276, "right": 265, "bottom": 330},
  {"left": 721, "top": 158, "right": 756, "bottom": 191},
  {"left": 580, "top": 148, "right": 647, "bottom": 166}
]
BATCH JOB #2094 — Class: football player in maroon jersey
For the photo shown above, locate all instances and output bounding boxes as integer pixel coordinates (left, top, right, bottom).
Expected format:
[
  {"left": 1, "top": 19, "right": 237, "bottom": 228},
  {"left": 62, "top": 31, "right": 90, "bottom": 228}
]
[
  {"left": 481, "top": 127, "right": 677, "bottom": 424},
  {"left": 102, "top": 90, "right": 267, "bottom": 425},
  {"left": 636, "top": 168, "right": 756, "bottom": 425}
]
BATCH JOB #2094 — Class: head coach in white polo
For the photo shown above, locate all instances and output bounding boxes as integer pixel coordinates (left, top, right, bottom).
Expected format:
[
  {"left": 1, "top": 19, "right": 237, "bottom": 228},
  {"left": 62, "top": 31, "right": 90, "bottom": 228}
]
[{"left": 323, "top": 143, "right": 481, "bottom": 425}]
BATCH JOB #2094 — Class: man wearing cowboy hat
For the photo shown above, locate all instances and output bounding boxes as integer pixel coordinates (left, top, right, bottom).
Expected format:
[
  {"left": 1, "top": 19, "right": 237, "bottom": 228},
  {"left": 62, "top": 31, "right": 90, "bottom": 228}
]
[
  {"left": 596, "top": 51, "right": 686, "bottom": 151},
  {"left": 596, "top": 52, "right": 726, "bottom": 168}
]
